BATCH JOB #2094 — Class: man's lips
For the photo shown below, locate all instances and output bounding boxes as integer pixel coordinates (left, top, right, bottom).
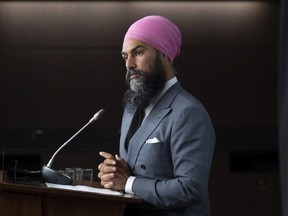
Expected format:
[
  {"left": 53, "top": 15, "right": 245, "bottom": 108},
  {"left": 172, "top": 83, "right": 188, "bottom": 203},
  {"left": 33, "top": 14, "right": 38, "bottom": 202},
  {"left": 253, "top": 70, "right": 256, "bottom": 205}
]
[{"left": 130, "top": 74, "right": 140, "bottom": 79}]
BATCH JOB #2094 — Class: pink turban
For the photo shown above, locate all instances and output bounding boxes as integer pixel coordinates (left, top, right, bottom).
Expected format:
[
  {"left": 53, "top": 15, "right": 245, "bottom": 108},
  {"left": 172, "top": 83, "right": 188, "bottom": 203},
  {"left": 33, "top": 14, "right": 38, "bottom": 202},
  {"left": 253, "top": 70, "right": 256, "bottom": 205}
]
[{"left": 123, "top": 15, "right": 182, "bottom": 62}]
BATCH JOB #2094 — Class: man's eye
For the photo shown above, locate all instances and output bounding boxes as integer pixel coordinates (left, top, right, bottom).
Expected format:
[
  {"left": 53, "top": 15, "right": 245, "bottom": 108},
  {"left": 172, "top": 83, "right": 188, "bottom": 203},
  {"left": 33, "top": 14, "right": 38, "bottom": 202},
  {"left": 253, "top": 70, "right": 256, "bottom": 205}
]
[{"left": 135, "top": 51, "right": 143, "bottom": 56}]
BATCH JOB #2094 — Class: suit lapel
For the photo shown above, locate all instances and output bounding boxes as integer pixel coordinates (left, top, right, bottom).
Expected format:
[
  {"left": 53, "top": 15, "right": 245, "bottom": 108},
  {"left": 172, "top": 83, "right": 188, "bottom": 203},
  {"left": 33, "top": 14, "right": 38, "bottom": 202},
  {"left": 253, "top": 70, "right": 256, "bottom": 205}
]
[
  {"left": 119, "top": 109, "right": 135, "bottom": 158},
  {"left": 126, "top": 107, "right": 171, "bottom": 169},
  {"left": 125, "top": 82, "right": 182, "bottom": 169}
]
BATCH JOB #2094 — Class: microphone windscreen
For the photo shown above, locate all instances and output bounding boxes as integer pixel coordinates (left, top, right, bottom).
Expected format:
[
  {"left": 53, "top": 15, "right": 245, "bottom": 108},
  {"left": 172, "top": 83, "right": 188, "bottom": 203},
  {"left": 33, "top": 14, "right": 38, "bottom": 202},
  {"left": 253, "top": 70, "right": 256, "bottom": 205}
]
[{"left": 90, "top": 109, "right": 105, "bottom": 122}]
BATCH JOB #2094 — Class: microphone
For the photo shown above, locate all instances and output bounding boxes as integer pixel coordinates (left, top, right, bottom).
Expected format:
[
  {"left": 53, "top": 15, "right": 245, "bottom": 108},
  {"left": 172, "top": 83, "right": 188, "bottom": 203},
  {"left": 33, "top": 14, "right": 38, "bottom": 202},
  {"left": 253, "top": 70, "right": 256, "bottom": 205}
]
[{"left": 42, "top": 109, "right": 105, "bottom": 185}]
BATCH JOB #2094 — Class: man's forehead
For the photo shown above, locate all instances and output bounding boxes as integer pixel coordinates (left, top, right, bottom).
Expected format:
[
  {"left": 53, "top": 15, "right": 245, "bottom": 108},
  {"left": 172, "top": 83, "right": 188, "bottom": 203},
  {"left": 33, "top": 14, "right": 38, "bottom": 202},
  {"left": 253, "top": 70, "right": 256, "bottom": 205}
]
[{"left": 122, "top": 39, "right": 152, "bottom": 53}]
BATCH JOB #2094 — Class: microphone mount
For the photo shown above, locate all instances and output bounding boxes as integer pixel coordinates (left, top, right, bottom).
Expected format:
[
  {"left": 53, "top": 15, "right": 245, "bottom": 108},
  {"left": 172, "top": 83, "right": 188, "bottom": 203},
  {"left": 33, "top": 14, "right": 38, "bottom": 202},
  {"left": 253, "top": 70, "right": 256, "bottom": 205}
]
[{"left": 42, "top": 109, "right": 105, "bottom": 185}]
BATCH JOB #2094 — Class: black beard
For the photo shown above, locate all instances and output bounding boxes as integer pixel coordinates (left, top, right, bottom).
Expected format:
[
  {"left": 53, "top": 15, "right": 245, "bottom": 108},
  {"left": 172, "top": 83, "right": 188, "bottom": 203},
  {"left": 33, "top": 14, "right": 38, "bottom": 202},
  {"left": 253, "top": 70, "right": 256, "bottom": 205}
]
[{"left": 123, "top": 54, "right": 166, "bottom": 112}]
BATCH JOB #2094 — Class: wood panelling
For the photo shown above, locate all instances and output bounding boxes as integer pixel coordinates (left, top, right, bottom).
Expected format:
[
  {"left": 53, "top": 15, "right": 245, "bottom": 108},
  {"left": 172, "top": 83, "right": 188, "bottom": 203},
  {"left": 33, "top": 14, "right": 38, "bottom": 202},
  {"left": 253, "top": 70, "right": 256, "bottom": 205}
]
[{"left": 0, "top": 1, "right": 278, "bottom": 129}]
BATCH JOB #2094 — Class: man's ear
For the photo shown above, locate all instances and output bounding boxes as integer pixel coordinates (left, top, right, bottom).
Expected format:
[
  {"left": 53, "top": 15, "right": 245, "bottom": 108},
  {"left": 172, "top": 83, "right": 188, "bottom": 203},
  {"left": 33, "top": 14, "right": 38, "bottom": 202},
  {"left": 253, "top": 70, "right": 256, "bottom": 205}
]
[
  {"left": 160, "top": 53, "right": 169, "bottom": 63},
  {"left": 161, "top": 54, "right": 174, "bottom": 68}
]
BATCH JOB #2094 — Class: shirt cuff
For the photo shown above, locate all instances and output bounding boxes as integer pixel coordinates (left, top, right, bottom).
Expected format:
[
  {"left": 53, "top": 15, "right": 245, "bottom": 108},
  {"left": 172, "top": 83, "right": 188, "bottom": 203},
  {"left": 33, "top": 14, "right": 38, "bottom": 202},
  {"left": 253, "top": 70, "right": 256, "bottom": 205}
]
[{"left": 125, "top": 176, "right": 136, "bottom": 194}]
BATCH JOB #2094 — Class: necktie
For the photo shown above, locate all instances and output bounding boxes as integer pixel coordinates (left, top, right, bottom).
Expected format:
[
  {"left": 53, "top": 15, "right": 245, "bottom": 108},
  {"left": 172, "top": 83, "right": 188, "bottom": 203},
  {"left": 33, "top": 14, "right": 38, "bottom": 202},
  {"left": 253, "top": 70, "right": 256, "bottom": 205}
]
[{"left": 125, "top": 107, "right": 145, "bottom": 149}]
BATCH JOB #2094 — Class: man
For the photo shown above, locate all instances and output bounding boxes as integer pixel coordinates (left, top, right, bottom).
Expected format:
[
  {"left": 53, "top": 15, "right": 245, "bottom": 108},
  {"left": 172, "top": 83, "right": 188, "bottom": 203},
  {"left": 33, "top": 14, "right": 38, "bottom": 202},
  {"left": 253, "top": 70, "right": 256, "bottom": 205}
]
[{"left": 98, "top": 15, "right": 215, "bottom": 216}]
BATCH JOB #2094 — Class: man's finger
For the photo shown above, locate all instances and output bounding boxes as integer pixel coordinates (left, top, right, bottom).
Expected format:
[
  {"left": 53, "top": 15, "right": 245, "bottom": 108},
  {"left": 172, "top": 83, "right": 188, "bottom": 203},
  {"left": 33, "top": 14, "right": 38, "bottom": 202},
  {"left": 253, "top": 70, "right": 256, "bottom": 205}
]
[
  {"left": 100, "top": 173, "right": 115, "bottom": 181},
  {"left": 99, "top": 151, "right": 114, "bottom": 159},
  {"left": 104, "top": 158, "right": 116, "bottom": 165},
  {"left": 99, "top": 165, "right": 116, "bottom": 173},
  {"left": 115, "top": 154, "right": 124, "bottom": 162},
  {"left": 103, "top": 182, "right": 114, "bottom": 189}
]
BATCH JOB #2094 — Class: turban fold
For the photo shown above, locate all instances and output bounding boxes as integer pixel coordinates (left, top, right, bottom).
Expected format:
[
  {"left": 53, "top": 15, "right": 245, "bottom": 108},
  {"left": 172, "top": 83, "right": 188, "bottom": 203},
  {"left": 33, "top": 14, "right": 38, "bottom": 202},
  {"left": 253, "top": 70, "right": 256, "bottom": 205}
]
[{"left": 123, "top": 15, "right": 182, "bottom": 62}]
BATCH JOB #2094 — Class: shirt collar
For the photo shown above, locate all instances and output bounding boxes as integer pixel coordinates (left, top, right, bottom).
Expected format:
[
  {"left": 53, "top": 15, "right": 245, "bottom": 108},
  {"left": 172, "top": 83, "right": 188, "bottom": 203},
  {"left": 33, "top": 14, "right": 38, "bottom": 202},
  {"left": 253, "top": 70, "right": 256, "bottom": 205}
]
[
  {"left": 162, "top": 76, "right": 178, "bottom": 96},
  {"left": 144, "top": 76, "right": 178, "bottom": 119}
]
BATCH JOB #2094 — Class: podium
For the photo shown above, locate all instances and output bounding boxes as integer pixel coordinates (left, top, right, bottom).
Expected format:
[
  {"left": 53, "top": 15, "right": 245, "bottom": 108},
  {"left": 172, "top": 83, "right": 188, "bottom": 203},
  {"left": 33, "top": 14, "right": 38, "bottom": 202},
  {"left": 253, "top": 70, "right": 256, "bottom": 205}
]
[{"left": 0, "top": 182, "right": 141, "bottom": 216}]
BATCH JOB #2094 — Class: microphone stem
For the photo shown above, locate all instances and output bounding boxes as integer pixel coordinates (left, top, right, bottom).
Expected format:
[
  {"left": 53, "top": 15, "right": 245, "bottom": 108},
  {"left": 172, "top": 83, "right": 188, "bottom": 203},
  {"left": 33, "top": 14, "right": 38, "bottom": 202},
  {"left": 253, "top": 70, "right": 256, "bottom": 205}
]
[{"left": 46, "top": 120, "right": 92, "bottom": 168}]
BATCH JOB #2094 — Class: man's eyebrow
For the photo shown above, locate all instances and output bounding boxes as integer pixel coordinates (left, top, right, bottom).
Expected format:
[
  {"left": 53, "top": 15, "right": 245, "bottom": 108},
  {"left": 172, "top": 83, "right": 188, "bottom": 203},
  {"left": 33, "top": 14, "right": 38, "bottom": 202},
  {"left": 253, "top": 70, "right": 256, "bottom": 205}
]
[{"left": 121, "top": 45, "right": 144, "bottom": 55}]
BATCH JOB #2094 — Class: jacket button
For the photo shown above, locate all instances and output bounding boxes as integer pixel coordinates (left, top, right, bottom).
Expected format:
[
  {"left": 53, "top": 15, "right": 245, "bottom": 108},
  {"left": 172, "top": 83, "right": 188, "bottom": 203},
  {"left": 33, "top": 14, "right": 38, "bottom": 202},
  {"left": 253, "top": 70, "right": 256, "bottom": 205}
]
[{"left": 140, "top": 164, "right": 146, "bottom": 170}]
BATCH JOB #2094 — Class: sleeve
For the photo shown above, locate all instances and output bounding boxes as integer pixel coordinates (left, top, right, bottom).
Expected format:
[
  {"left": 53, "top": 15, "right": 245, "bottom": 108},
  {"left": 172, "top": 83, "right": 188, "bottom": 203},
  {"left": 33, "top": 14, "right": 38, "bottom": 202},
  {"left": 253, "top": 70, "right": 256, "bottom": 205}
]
[{"left": 125, "top": 176, "right": 136, "bottom": 194}]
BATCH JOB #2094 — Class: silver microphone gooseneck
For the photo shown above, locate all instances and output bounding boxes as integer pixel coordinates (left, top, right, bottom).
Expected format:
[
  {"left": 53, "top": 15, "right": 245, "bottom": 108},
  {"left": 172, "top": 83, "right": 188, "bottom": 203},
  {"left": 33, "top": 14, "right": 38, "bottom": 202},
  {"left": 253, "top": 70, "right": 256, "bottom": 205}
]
[{"left": 42, "top": 109, "right": 105, "bottom": 185}]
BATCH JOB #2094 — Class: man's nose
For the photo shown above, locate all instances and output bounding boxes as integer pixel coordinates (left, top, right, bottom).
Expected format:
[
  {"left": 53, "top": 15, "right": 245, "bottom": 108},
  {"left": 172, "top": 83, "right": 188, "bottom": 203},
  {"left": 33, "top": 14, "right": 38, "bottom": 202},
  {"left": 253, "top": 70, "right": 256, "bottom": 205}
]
[{"left": 126, "top": 56, "right": 136, "bottom": 70}]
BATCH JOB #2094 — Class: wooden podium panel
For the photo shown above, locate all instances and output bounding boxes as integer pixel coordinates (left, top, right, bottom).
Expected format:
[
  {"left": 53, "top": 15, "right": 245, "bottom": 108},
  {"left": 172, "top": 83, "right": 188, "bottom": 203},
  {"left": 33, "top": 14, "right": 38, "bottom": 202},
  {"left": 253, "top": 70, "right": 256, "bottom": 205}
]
[
  {"left": 42, "top": 195, "right": 123, "bottom": 216},
  {"left": 0, "top": 182, "right": 140, "bottom": 216},
  {"left": 0, "top": 191, "right": 42, "bottom": 216}
]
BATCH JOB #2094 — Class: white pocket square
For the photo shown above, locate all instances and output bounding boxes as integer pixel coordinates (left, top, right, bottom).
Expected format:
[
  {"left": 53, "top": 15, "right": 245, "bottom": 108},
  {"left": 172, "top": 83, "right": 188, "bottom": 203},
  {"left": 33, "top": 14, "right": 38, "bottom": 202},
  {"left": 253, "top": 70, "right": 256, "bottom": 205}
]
[{"left": 145, "top": 137, "right": 161, "bottom": 144}]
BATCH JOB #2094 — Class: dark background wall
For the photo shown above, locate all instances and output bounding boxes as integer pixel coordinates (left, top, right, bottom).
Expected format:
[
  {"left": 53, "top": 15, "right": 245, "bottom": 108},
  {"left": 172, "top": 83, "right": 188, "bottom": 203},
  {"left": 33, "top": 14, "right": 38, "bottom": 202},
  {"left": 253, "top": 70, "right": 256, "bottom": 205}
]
[{"left": 0, "top": 1, "right": 280, "bottom": 216}]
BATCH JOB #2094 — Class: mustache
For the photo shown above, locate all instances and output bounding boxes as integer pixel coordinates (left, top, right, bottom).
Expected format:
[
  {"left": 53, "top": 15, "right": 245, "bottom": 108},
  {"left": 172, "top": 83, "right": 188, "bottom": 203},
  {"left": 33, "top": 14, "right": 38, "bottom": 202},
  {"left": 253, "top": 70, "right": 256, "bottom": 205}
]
[
  {"left": 126, "top": 69, "right": 144, "bottom": 76},
  {"left": 125, "top": 69, "right": 145, "bottom": 81}
]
